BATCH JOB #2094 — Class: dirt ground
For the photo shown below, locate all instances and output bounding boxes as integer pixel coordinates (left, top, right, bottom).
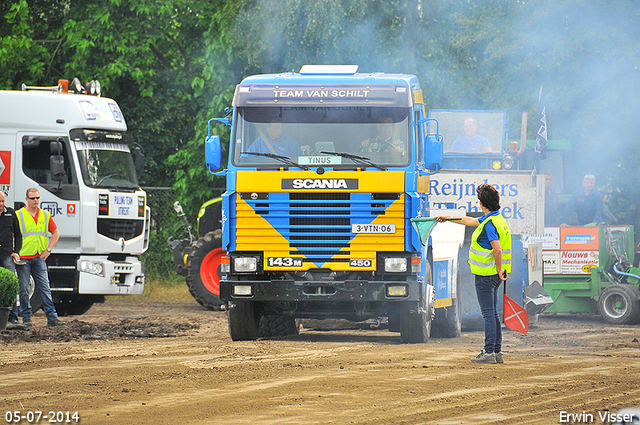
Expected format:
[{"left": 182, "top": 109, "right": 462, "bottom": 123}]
[{"left": 1, "top": 297, "right": 639, "bottom": 425}]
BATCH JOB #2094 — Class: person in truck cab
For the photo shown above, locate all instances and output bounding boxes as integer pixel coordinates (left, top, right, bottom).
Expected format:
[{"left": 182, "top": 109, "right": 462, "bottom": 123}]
[
  {"left": 360, "top": 116, "right": 405, "bottom": 155},
  {"left": 559, "top": 174, "right": 603, "bottom": 227},
  {"left": 246, "top": 120, "right": 302, "bottom": 158},
  {"left": 450, "top": 118, "right": 492, "bottom": 154}
]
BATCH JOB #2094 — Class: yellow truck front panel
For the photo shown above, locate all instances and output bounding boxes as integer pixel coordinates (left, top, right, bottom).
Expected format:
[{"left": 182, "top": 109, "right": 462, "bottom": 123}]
[{"left": 234, "top": 170, "right": 406, "bottom": 271}]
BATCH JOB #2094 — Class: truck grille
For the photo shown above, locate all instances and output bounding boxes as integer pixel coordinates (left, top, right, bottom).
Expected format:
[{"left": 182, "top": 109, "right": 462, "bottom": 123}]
[
  {"left": 236, "top": 192, "right": 404, "bottom": 266},
  {"left": 97, "top": 218, "right": 144, "bottom": 241}
]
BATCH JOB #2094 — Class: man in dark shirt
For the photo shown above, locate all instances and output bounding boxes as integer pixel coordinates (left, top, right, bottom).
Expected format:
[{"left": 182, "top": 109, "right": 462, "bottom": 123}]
[
  {"left": 0, "top": 191, "right": 23, "bottom": 325},
  {"left": 560, "top": 174, "right": 603, "bottom": 227}
]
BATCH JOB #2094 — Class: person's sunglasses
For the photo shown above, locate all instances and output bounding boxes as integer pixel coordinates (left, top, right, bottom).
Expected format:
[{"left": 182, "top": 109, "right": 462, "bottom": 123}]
[{"left": 28, "top": 196, "right": 40, "bottom": 200}]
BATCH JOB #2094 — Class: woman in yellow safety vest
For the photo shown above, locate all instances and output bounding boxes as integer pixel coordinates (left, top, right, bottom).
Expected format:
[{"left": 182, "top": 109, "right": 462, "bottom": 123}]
[{"left": 435, "top": 183, "right": 511, "bottom": 364}]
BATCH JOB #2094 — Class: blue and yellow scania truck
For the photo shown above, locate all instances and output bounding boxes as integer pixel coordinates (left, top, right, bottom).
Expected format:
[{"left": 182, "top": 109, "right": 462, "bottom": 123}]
[{"left": 203, "top": 65, "right": 448, "bottom": 342}]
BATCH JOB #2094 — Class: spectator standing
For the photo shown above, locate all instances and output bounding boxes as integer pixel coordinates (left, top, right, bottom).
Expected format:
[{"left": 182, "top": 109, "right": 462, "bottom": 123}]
[
  {"left": 435, "top": 184, "right": 511, "bottom": 364},
  {"left": 0, "top": 191, "right": 23, "bottom": 326},
  {"left": 15, "top": 188, "right": 65, "bottom": 327}
]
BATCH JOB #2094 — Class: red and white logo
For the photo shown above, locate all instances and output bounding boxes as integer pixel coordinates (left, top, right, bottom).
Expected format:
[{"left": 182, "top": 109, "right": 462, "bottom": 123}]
[
  {"left": 0, "top": 151, "right": 11, "bottom": 185},
  {"left": 67, "top": 204, "right": 76, "bottom": 217}
]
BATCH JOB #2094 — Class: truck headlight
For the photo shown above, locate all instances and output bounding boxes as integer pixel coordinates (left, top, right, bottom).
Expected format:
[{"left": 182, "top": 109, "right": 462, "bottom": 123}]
[
  {"left": 384, "top": 257, "right": 407, "bottom": 273},
  {"left": 80, "top": 260, "right": 105, "bottom": 277},
  {"left": 234, "top": 257, "right": 257, "bottom": 272}
]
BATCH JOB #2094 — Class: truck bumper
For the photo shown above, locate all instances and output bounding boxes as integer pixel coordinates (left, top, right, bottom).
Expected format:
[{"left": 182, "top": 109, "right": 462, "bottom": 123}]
[
  {"left": 220, "top": 279, "right": 421, "bottom": 303},
  {"left": 76, "top": 255, "right": 145, "bottom": 295}
]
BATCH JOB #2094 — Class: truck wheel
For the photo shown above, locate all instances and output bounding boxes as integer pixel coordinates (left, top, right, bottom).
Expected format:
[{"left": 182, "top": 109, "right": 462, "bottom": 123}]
[
  {"left": 626, "top": 285, "right": 640, "bottom": 324},
  {"left": 186, "top": 230, "right": 225, "bottom": 310},
  {"left": 227, "top": 301, "right": 260, "bottom": 341},
  {"left": 54, "top": 295, "right": 100, "bottom": 316},
  {"left": 259, "top": 315, "right": 300, "bottom": 337},
  {"left": 432, "top": 265, "right": 462, "bottom": 338},
  {"left": 400, "top": 263, "right": 434, "bottom": 343},
  {"left": 598, "top": 284, "right": 640, "bottom": 324}
]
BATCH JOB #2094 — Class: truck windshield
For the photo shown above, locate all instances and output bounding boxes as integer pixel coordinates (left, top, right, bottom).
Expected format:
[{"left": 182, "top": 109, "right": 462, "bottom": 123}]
[
  {"left": 71, "top": 130, "right": 139, "bottom": 189},
  {"left": 232, "top": 107, "right": 411, "bottom": 167}
]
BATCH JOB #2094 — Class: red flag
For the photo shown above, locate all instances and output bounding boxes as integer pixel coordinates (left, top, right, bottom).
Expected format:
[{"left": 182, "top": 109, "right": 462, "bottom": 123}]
[{"left": 503, "top": 283, "right": 529, "bottom": 335}]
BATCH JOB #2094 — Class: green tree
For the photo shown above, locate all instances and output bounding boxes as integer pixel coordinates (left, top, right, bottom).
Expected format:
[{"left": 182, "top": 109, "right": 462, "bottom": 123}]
[{"left": 3, "top": 0, "right": 640, "bottom": 224}]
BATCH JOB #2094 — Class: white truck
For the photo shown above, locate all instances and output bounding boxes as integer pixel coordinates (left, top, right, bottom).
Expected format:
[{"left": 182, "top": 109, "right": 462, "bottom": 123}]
[{"left": 0, "top": 80, "right": 149, "bottom": 315}]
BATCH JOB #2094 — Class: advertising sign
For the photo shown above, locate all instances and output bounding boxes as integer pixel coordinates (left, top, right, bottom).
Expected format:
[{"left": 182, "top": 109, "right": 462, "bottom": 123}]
[
  {"left": 523, "top": 227, "right": 560, "bottom": 250},
  {"left": 560, "top": 250, "right": 599, "bottom": 274},
  {"left": 429, "top": 170, "right": 541, "bottom": 235},
  {"left": 543, "top": 251, "right": 561, "bottom": 274},
  {"left": 560, "top": 227, "right": 599, "bottom": 251}
]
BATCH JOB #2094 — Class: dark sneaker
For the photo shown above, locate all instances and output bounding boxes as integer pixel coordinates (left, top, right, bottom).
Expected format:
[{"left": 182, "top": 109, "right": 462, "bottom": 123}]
[
  {"left": 495, "top": 352, "right": 504, "bottom": 363},
  {"left": 471, "top": 351, "right": 496, "bottom": 364},
  {"left": 23, "top": 317, "right": 33, "bottom": 327},
  {"left": 6, "top": 322, "right": 29, "bottom": 330},
  {"left": 47, "top": 319, "right": 67, "bottom": 327}
]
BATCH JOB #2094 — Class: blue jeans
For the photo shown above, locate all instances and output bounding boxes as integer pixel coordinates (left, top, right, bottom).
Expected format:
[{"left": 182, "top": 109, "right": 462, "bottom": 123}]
[
  {"left": 16, "top": 257, "right": 59, "bottom": 322},
  {"left": 475, "top": 274, "right": 502, "bottom": 354},
  {"left": 1, "top": 255, "right": 20, "bottom": 323}
]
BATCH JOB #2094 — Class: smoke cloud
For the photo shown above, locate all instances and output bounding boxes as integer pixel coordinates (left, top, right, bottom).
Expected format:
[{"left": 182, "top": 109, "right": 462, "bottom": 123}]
[{"left": 228, "top": 0, "right": 639, "bottom": 222}]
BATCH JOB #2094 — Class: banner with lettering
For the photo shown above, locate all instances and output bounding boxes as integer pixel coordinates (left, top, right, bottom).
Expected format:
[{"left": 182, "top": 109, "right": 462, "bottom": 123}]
[{"left": 428, "top": 170, "right": 543, "bottom": 235}]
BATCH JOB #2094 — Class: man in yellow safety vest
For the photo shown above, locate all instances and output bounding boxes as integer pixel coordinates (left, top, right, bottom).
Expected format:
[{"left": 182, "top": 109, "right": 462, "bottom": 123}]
[
  {"left": 435, "top": 183, "right": 511, "bottom": 364},
  {"left": 15, "top": 188, "right": 66, "bottom": 327}
]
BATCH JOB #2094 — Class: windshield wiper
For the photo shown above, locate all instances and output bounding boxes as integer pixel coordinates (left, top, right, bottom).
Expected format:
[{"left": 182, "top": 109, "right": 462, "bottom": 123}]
[
  {"left": 319, "top": 151, "right": 386, "bottom": 170},
  {"left": 241, "top": 152, "right": 308, "bottom": 170}
]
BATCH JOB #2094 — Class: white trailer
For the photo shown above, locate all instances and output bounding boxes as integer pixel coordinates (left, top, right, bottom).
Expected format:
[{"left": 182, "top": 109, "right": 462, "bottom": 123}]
[{"left": 0, "top": 82, "right": 149, "bottom": 315}]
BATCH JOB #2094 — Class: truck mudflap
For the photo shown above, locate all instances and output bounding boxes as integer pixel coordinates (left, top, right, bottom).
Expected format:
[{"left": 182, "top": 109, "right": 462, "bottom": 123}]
[{"left": 220, "top": 279, "right": 422, "bottom": 303}]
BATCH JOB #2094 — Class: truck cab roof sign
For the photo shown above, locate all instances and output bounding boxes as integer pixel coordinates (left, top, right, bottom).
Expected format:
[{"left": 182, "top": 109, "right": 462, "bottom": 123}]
[
  {"left": 299, "top": 65, "right": 359, "bottom": 75},
  {"left": 233, "top": 84, "right": 413, "bottom": 108}
]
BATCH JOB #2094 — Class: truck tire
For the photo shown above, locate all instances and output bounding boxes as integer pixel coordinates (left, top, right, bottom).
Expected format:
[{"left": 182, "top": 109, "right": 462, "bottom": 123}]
[
  {"left": 432, "top": 266, "right": 462, "bottom": 338},
  {"left": 186, "top": 230, "right": 225, "bottom": 310},
  {"left": 598, "top": 284, "right": 640, "bottom": 324},
  {"left": 400, "top": 262, "right": 434, "bottom": 343},
  {"left": 54, "top": 295, "right": 101, "bottom": 316},
  {"left": 228, "top": 301, "right": 260, "bottom": 341},
  {"left": 626, "top": 285, "right": 640, "bottom": 324},
  {"left": 259, "top": 315, "right": 300, "bottom": 337}
]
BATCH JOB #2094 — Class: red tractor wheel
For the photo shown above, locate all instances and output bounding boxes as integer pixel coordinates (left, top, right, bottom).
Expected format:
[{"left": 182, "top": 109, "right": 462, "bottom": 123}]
[
  {"left": 186, "top": 230, "right": 225, "bottom": 310},
  {"left": 200, "top": 247, "right": 224, "bottom": 296}
]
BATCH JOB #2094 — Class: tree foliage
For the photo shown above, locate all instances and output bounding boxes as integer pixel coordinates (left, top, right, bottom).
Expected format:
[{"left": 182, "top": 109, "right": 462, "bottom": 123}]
[{"left": 2, "top": 0, "right": 640, "bottom": 222}]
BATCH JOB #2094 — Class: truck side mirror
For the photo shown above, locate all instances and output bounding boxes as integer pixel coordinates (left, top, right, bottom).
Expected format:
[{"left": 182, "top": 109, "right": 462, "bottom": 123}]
[
  {"left": 50, "top": 140, "right": 66, "bottom": 181},
  {"left": 418, "top": 118, "right": 443, "bottom": 173},
  {"left": 424, "top": 134, "right": 443, "bottom": 171},
  {"left": 205, "top": 135, "right": 222, "bottom": 172}
]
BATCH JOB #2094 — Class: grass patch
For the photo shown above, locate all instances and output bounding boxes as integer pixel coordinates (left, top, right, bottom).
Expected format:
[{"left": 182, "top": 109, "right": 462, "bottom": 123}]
[{"left": 108, "top": 272, "right": 195, "bottom": 302}]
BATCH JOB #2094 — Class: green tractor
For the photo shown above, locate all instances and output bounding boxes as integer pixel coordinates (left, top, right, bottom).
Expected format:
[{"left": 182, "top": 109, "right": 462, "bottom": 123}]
[
  {"left": 543, "top": 226, "right": 640, "bottom": 324},
  {"left": 168, "top": 198, "right": 224, "bottom": 310}
]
